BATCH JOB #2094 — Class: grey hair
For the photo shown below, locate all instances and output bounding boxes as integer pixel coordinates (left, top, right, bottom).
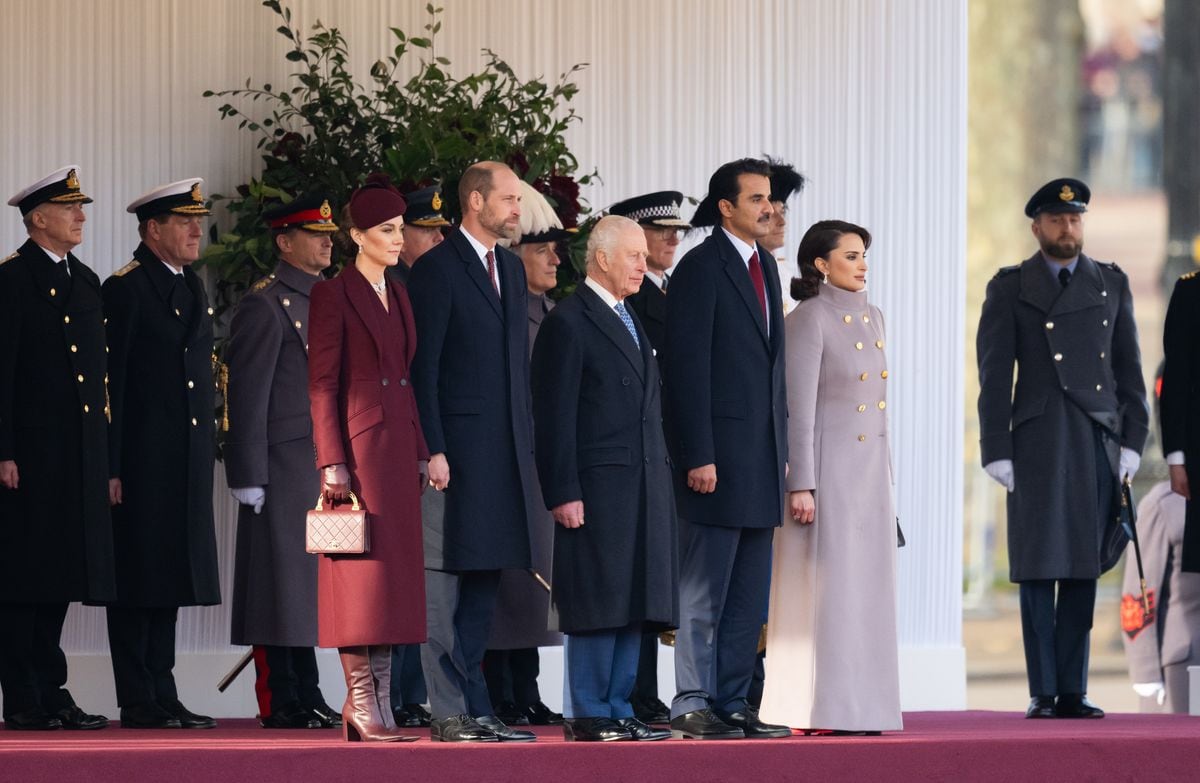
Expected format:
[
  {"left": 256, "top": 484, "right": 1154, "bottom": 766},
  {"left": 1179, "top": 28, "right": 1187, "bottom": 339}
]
[{"left": 585, "top": 215, "right": 640, "bottom": 269}]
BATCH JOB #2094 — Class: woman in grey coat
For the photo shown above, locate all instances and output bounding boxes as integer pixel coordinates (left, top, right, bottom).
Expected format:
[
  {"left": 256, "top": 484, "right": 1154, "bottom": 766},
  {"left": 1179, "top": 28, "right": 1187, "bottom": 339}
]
[{"left": 759, "top": 220, "right": 902, "bottom": 734}]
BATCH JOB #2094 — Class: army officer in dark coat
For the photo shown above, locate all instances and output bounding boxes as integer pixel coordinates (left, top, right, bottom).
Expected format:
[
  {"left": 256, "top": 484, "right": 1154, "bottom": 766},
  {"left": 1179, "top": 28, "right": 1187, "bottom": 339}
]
[
  {"left": 225, "top": 194, "right": 341, "bottom": 730},
  {"left": 0, "top": 166, "right": 115, "bottom": 731},
  {"left": 103, "top": 179, "right": 221, "bottom": 730},
  {"left": 977, "top": 178, "right": 1148, "bottom": 720},
  {"left": 531, "top": 216, "right": 678, "bottom": 743}
]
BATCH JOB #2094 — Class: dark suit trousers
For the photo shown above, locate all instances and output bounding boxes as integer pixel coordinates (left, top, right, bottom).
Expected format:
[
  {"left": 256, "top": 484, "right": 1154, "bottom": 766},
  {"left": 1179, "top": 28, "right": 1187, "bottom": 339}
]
[
  {"left": 105, "top": 606, "right": 179, "bottom": 708},
  {"left": 0, "top": 602, "right": 72, "bottom": 717},
  {"left": 565, "top": 626, "right": 641, "bottom": 719},
  {"left": 483, "top": 647, "right": 541, "bottom": 709},
  {"left": 671, "top": 520, "right": 773, "bottom": 717},
  {"left": 631, "top": 631, "right": 660, "bottom": 705},
  {"left": 420, "top": 569, "right": 501, "bottom": 718},
  {"left": 390, "top": 643, "right": 428, "bottom": 705},
  {"left": 252, "top": 645, "right": 323, "bottom": 714}
]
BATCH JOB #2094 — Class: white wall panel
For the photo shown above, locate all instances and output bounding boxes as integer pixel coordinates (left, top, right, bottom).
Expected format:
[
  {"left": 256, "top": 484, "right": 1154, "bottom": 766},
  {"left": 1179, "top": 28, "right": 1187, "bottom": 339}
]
[{"left": 2, "top": 0, "right": 965, "bottom": 710}]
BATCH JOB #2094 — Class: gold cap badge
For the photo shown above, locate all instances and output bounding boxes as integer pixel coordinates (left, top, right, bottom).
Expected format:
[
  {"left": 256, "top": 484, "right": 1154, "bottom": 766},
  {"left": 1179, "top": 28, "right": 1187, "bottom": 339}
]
[
  {"left": 66, "top": 169, "right": 80, "bottom": 190},
  {"left": 319, "top": 200, "right": 332, "bottom": 219},
  {"left": 431, "top": 192, "right": 443, "bottom": 211},
  {"left": 191, "top": 182, "right": 204, "bottom": 202},
  {"left": 1059, "top": 185, "right": 1075, "bottom": 202}
]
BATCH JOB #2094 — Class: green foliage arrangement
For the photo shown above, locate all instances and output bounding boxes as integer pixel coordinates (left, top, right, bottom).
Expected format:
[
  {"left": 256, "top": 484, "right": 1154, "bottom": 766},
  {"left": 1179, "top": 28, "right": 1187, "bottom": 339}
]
[{"left": 200, "top": 0, "right": 596, "bottom": 317}]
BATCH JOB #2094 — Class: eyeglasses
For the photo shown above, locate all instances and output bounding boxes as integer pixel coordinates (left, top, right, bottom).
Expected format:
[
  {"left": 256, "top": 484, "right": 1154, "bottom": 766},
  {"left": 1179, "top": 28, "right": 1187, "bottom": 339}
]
[{"left": 646, "top": 227, "right": 683, "bottom": 241}]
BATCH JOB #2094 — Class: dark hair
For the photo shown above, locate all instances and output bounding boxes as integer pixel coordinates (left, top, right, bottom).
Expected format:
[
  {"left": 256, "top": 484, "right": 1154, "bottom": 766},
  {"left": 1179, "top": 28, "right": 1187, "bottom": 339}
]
[
  {"left": 333, "top": 204, "right": 358, "bottom": 259},
  {"left": 791, "top": 220, "right": 873, "bottom": 302},
  {"left": 690, "top": 158, "right": 773, "bottom": 228}
]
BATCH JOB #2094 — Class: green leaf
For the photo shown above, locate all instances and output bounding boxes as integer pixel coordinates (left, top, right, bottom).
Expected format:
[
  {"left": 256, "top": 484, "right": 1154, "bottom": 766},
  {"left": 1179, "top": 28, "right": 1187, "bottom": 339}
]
[{"left": 409, "top": 37, "right": 431, "bottom": 48}]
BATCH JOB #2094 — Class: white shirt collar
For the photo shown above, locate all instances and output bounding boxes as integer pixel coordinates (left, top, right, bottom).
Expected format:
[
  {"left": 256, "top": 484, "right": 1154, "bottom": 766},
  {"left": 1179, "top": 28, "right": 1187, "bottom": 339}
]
[
  {"left": 644, "top": 270, "right": 667, "bottom": 291},
  {"left": 584, "top": 275, "right": 621, "bottom": 308},
  {"left": 35, "top": 243, "right": 69, "bottom": 270},
  {"left": 720, "top": 227, "right": 756, "bottom": 265},
  {"left": 160, "top": 260, "right": 184, "bottom": 276},
  {"left": 459, "top": 225, "right": 493, "bottom": 262}
]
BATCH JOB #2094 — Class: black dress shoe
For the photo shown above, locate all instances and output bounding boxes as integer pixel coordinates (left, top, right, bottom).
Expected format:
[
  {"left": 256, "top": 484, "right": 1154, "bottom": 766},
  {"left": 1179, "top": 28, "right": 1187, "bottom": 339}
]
[
  {"left": 120, "top": 703, "right": 182, "bottom": 729},
  {"left": 261, "top": 703, "right": 322, "bottom": 729},
  {"left": 523, "top": 701, "right": 564, "bottom": 726},
  {"left": 494, "top": 700, "right": 531, "bottom": 726},
  {"left": 669, "top": 709, "right": 744, "bottom": 740},
  {"left": 476, "top": 714, "right": 537, "bottom": 741},
  {"left": 430, "top": 714, "right": 500, "bottom": 743},
  {"left": 1055, "top": 694, "right": 1104, "bottom": 719},
  {"left": 159, "top": 699, "right": 217, "bottom": 729},
  {"left": 563, "top": 717, "right": 633, "bottom": 742},
  {"left": 400, "top": 703, "right": 431, "bottom": 727},
  {"left": 4, "top": 709, "right": 63, "bottom": 731},
  {"left": 615, "top": 717, "right": 671, "bottom": 741},
  {"left": 1025, "top": 696, "right": 1056, "bottom": 719},
  {"left": 715, "top": 709, "right": 790, "bottom": 739},
  {"left": 55, "top": 705, "right": 109, "bottom": 730},
  {"left": 633, "top": 697, "right": 671, "bottom": 725},
  {"left": 307, "top": 701, "right": 342, "bottom": 728}
]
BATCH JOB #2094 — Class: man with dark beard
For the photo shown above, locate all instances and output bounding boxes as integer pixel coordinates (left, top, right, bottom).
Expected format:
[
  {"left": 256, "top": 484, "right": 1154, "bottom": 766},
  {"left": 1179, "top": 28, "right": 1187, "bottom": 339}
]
[{"left": 977, "top": 177, "right": 1148, "bottom": 720}]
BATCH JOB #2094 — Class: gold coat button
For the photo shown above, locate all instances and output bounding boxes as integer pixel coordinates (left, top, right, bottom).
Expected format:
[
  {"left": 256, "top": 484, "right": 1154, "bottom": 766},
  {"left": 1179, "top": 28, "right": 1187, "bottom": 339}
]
[
  {"left": 294, "top": 320, "right": 303, "bottom": 329},
  {"left": 881, "top": 370, "right": 889, "bottom": 379},
  {"left": 207, "top": 307, "right": 214, "bottom": 316},
  {"left": 77, "top": 374, "right": 84, "bottom": 383},
  {"left": 50, "top": 287, "right": 56, "bottom": 297},
  {"left": 878, "top": 401, "right": 886, "bottom": 409},
  {"left": 1045, "top": 321, "right": 1054, "bottom": 330},
  {"left": 187, "top": 380, "right": 195, "bottom": 389},
  {"left": 857, "top": 404, "right": 867, "bottom": 413},
  {"left": 863, "top": 315, "right": 870, "bottom": 323},
  {"left": 843, "top": 315, "right": 852, "bottom": 324},
  {"left": 174, "top": 308, "right": 181, "bottom": 316},
  {"left": 855, "top": 342, "right": 864, "bottom": 350},
  {"left": 191, "top": 417, "right": 198, "bottom": 426},
  {"left": 860, "top": 372, "right": 868, "bottom": 381},
  {"left": 70, "top": 344, "right": 78, "bottom": 353},
  {"left": 1054, "top": 353, "right": 1063, "bottom": 362},
  {"left": 858, "top": 434, "right": 866, "bottom": 442},
  {"left": 282, "top": 298, "right": 291, "bottom": 307},
  {"left": 83, "top": 404, "right": 89, "bottom": 413},
  {"left": 63, "top": 315, "right": 70, "bottom": 324},
  {"left": 876, "top": 340, "right": 884, "bottom": 349}
]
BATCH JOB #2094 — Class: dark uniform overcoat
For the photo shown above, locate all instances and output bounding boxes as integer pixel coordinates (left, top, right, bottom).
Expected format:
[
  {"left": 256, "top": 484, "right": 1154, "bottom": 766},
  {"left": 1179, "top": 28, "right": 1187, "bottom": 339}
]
[
  {"left": 977, "top": 252, "right": 1148, "bottom": 581},
  {"left": 103, "top": 243, "right": 220, "bottom": 607},
  {"left": 530, "top": 284, "right": 679, "bottom": 635},
  {"left": 1160, "top": 271, "right": 1200, "bottom": 571},
  {"left": 225, "top": 262, "right": 321, "bottom": 646},
  {"left": 0, "top": 239, "right": 115, "bottom": 603}
]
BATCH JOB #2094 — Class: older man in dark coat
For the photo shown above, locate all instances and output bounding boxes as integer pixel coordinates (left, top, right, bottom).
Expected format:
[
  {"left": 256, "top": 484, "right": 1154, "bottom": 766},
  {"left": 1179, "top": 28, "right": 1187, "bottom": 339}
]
[
  {"left": 104, "top": 179, "right": 221, "bottom": 730},
  {"left": 224, "top": 194, "right": 341, "bottom": 730},
  {"left": 0, "top": 166, "right": 115, "bottom": 731},
  {"left": 977, "top": 178, "right": 1148, "bottom": 720},
  {"left": 407, "top": 161, "right": 537, "bottom": 743},
  {"left": 531, "top": 215, "right": 677, "bottom": 743}
]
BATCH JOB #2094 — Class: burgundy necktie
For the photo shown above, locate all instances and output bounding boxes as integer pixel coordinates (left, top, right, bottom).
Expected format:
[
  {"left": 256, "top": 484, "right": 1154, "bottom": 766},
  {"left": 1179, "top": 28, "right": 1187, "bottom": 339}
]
[
  {"left": 486, "top": 250, "right": 500, "bottom": 295},
  {"left": 748, "top": 250, "right": 766, "bottom": 320}
]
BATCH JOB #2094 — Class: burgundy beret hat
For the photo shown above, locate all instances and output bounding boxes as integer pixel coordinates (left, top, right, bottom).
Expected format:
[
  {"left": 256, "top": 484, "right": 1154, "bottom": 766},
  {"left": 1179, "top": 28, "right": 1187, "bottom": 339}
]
[{"left": 349, "top": 172, "right": 407, "bottom": 230}]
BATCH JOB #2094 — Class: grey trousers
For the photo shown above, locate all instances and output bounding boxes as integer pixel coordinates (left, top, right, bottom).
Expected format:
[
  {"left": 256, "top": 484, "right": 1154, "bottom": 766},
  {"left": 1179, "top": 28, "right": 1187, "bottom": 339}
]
[{"left": 420, "top": 568, "right": 501, "bottom": 719}]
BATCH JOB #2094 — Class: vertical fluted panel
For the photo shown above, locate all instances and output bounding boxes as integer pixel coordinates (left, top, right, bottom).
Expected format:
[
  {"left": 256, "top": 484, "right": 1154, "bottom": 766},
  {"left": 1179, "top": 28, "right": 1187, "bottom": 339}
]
[{"left": 3, "top": 1, "right": 964, "bottom": 685}]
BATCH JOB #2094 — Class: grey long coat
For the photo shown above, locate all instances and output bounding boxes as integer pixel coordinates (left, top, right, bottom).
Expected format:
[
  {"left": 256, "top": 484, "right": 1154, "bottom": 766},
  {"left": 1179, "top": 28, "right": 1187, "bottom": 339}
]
[
  {"left": 225, "top": 261, "right": 321, "bottom": 647},
  {"left": 977, "top": 253, "right": 1148, "bottom": 581}
]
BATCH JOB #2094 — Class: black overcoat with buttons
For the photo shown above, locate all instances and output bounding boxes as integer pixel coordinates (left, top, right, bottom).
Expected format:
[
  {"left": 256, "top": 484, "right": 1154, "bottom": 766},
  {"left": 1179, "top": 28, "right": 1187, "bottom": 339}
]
[
  {"left": 0, "top": 239, "right": 116, "bottom": 603},
  {"left": 977, "top": 252, "right": 1148, "bottom": 581},
  {"left": 531, "top": 284, "right": 679, "bottom": 634},
  {"left": 102, "top": 242, "right": 220, "bottom": 607}
]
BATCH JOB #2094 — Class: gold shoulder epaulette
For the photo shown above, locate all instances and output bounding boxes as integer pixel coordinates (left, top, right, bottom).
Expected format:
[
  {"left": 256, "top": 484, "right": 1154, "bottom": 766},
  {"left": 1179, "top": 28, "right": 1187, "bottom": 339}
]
[
  {"left": 0, "top": 251, "right": 17, "bottom": 266},
  {"left": 249, "top": 274, "right": 276, "bottom": 293},
  {"left": 1181, "top": 270, "right": 1198, "bottom": 281},
  {"left": 113, "top": 259, "right": 140, "bottom": 277}
]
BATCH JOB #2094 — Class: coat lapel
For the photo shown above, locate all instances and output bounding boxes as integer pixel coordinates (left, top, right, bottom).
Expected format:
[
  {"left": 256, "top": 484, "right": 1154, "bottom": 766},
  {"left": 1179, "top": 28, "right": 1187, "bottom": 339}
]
[
  {"left": 579, "top": 284, "right": 645, "bottom": 381},
  {"left": 1016, "top": 253, "right": 1058, "bottom": 314},
  {"left": 23, "top": 240, "right": 65, "bottom": 308},
  {"left": 715, "top": 232, "right": 769, "bottom": 345},
  {"left": 449, "top": 229, "right": 503, "bottom": 321},
  {"left": 340, "top": 266, "right": 387, "bottom": 364},
  {"left": 1049, "top": 255, "right": 1107, "bottom": 316},
  {"left": 182, "top": 266, "right": 208, "bottom": 339},
  {"left": 388, "top": 276, "right": 419, "bottom": 369}
]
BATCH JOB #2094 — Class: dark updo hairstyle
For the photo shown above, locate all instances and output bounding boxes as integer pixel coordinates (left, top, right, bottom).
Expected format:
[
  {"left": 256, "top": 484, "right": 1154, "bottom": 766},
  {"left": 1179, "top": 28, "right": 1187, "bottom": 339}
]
[
  {"left": 333, "top": 204, "right": 358, "bottom": 260},
  {"left": 791, "top": 220, "right": 872, "bottom": 302}
]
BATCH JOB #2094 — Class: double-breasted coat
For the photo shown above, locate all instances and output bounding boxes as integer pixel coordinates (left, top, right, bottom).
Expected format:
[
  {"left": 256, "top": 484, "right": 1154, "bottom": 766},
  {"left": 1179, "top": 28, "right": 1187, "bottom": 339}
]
[
  {"left": 663, "top": 229, "right": 787, "bottom": 528},
  {"left": 308, "top": 266, "right": 429, "bottom": 647},
  {"left": 977, "top": 253, "right": 1148, "bottom": 581},
  {"left": 225, "top": 261, "right": 322, "bottom": 647},
  {"left": 530, "top": 283, "right": 679, "bottom": 634},
  {"left": 103, "top": 243, "right": 220, "bottom": 607},
  {"left": 406, "top": 228, "right": 534, "bottom": 571},
  {"left": 488, "top": 292, "right": 562, "bottom": 648},
  {"left": 0, "top": 239, "right": 115, "bottom": 603},
  {"left": 1160, "top": 271, "right": 1200, "bottom": 571}
]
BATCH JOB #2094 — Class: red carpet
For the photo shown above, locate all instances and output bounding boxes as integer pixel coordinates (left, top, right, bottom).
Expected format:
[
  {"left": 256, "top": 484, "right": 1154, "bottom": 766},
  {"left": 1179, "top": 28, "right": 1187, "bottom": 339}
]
[{"left": 2, "top": 711, "right": 1198, "bottom": 782}]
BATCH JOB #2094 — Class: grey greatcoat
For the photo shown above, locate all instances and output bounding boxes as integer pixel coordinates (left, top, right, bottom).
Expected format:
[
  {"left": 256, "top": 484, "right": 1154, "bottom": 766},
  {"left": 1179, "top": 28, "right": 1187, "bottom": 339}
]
[
  {"left": 977, "top": 252, "right": 1148, "bottom": 581},
  {"left": 488, "top": 292, "right": 562, "bottom": 649},
  {"left": 224, "top": 261, "right": 322, "bottom": 647}
]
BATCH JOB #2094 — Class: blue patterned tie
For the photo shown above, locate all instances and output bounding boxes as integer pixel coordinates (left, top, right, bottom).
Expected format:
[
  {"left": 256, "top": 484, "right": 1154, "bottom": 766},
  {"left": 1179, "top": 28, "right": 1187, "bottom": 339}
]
[{"left": 614, "top": 302, "right": 640, "bottom": 349}]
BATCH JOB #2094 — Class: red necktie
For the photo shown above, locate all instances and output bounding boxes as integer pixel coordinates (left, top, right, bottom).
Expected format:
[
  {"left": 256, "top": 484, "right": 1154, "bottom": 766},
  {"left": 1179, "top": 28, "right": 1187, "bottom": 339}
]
[
  {"left": 748, "top": 250, "right": 766, "bottom": 320},
  {"left": 486, "top": 250, "right": 500, "bottom": 295}
]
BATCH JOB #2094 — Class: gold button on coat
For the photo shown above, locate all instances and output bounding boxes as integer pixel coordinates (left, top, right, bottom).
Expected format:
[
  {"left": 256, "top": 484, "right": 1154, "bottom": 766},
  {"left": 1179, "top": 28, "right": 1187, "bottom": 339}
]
[
  {"left": 860, "top": 372, "right": 868, "bottom": 381},
  {"left": 878, "top": 401, "right": 886, "bottom": 409},
  {"left": 1045, "top": 322, "right": 1054, "bottom": 330},
  {"left": 191, "top": 417, "right": 198, "bottom": 426},
  {"left": 295, "top": 320, "right": 302, "bottom": 329},
  {"left": 875, "top": 340, "right": 884, "bottom": 349},
  {"left": 187, "top": 380, "right": 195, "bottom": 389},
  {"left": 207, "top": 307, "right": 214, "bottom": 315},
  {"left": 857, "top": 404, "right": 867, "bottom": 412},
  {"left": 49, "top": 288, "right": 56, "bottom": 297},
  {"left": 174, "top": 308, "right": 181, "bottom": 316},
  {"left": 83, "top": 404, "right": 89, "bottom": 413},
  {"left": 282, "top": 298, "right": 290, "bottom": 307},
  {"left": 857, "top": 434, "right": 866, "bottom": 442},
  {"left": 881, "top": 370, "right": 889, "bottom": 379},
  {"left": 855, "top": 342, "right": 863, "bottom": 350},
  {"left": 1054, "top": 353, "right": 1063, "bottom": 362},
  {"left": 863, "top": 315, "right": 870, "bottom": 323},
  {"left": 76, "top": 374, "right": 84, "bottom": 383},
  {"left": 843, "top": 315, "right": 852, "bottom": 323},
  {"left": 70, "top": 345, "right": 77, "bottom": 353},
  {"left": 63, "top": 315, "right": 70, "bottom": 324}
]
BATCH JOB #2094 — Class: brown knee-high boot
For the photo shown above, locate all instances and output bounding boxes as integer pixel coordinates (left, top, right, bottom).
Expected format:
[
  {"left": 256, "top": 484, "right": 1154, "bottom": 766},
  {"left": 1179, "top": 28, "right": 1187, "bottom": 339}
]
[
  {"left": 337, "top": 647, "right": 414, "bottom": 742},
  {"left": 368, "top": 645, "right": 400, "bottom": 731}
]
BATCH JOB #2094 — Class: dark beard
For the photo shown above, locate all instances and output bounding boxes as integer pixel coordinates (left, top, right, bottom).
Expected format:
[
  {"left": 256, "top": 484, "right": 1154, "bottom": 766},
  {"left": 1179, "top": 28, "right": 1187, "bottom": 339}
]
[{"left": 1039, "top": 237, "right": 1082, "bottom": 259}]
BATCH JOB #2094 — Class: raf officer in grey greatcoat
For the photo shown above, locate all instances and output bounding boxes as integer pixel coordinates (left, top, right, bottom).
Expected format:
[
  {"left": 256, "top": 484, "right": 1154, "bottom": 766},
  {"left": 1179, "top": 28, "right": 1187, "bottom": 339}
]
[
  {"left": 977, "top": 178, "right": 1148, "bottom": 720},
  {"left": 225, "top": 194, "right": 342, "bottom": 730}
]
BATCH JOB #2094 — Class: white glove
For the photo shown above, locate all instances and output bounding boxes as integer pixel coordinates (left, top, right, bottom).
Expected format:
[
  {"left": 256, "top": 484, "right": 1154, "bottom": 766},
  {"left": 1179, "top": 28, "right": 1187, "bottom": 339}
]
[
  {"left": 1132, "top": 681, "right": 1165, "bottom": 705},
  {"left": 231, "top": 486, "right": 265, "bottom": 514},
  {"left": 1119, "top": 447, "right": 1141, "bottom": 482},
  {"left": 984, "top": 460, "right": 1014, "bottom": 492}
]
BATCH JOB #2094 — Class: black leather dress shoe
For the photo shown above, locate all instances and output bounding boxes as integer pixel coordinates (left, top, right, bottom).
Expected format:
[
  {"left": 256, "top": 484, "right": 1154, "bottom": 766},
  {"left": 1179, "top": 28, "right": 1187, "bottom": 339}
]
[
  {"left": 669, "top": 709, "right": 744, "bottom": 740},
  {"left": 1025, "top": 696, "right": 1056, "bottom": 719},
  {"left": 615, "top": 717, "right": 671, "bottom": 741},
  {"left": 4, "top": 709, "right": 62, "bottom": 731},
  {"left": 494, "top": 700, "right": 531, "bottom": 726},
  {"left": 307, "top": 701, "right": 342, "bottom": 728},
  {"left": 633, "top": 697, "right": 671, "bottom": 725},
  {"left": 1055, "top": 694, "right": 1104, "bottom": 719},
  {"left": 120, "top": 703, "right": 182, "bottom": 729},
  {"left": 261, "top": 703, "right": 322, "bottom": 729},
  {"left": 430, "top": 714, "right": 500, "bottom": 742},
  {"left": 523, "top": 701, "right": 564, "bottom": 726},
  {"left": 476, "top": 714, "right": 537, "bottom": 741},
  {"left": 715, "top": 709, "right": 790, "bottom": 739},
  {"left": 399, "top": 703, "right": 431, "bottom": 727},
  {"left": 56, "top": 705, "right": 109, "bottom": 730},
  {"left": 159, "top": 699, "right": 217, "bottom": 729},
  {"left": 563, "top": 717, "right": 633, "bottom": 742}
]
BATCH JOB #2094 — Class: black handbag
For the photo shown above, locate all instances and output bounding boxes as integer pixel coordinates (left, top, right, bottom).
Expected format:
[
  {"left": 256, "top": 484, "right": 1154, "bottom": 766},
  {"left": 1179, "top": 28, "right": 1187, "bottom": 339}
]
[{"left": 1099, "top": 480, "right": 1133, "bottom": 574}]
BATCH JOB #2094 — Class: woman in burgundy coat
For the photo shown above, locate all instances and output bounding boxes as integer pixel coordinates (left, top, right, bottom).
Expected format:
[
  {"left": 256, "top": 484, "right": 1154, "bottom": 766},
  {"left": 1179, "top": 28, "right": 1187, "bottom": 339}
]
[{"left": 308, "top": 174, "right": 429, "bottom": 741}]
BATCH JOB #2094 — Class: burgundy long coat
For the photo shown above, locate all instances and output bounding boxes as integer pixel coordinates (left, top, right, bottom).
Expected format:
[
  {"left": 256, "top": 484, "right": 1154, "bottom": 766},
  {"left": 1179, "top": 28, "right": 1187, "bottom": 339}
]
[{"left": 308, "top": 265, "right": 429, "bottom": 647}]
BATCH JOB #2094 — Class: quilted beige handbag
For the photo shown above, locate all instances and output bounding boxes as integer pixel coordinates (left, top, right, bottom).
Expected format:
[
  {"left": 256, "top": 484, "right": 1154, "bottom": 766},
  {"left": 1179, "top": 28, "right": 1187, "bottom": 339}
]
[{"left": 306, "top": 492, "right": 370, "bottom": 555}]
